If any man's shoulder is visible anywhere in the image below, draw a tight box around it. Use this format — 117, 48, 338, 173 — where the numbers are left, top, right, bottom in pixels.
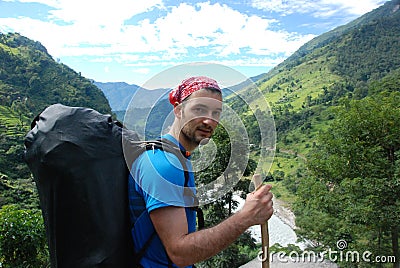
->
139, 147, 182, 167
136, 148, 186, 181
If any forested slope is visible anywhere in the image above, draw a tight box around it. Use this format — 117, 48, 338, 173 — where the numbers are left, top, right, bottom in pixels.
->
0, 32, 112, 207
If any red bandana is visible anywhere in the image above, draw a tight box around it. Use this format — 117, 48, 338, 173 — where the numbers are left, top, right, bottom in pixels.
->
169, 76, 221, 105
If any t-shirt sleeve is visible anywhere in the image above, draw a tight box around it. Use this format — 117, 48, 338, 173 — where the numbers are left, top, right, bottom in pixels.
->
133, 149, 188, 213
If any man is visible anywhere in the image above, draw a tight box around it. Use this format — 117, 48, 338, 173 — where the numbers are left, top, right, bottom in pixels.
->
128, 76, 273, 267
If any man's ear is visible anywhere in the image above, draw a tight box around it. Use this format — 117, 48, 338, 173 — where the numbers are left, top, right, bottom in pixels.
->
173, 102, 183, 119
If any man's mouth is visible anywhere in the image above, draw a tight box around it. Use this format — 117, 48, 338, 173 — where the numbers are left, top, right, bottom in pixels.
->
197, 128, 212, 136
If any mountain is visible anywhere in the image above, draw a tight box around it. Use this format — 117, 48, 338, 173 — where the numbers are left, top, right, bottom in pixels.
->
220, 73, 266, 98
93, 82, 141, 111
94, 81, 170, 111
250, 0, 400, 133
0, 32, 112, 207
95, 72, 265, 113
0, 0, 399, 219
0, 1, 399, 264
263, 0, 400, 83
233, 0, 400, 217
0, 33, 111, 116
227, 0, 400, 196
229, 2, 400, 263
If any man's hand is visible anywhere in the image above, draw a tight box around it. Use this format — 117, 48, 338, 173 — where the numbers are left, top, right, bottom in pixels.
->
238, 184, 273, 226
150, 184, 273, 266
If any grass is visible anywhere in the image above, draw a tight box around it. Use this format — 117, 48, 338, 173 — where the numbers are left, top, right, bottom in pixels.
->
252, 54, 344, 114
268, 180, 297, 205
243, 59, 342, 211
0, 43, 19, 55
0, 105, 30, 137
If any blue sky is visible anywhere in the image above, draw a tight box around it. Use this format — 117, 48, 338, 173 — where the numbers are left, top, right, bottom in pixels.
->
0, 0, 390, 87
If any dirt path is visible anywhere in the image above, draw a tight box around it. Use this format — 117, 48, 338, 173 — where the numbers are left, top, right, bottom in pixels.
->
279, 148, 307, 161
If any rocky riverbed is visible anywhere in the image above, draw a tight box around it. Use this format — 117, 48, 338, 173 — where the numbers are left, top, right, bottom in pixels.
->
235, 195, 339, 268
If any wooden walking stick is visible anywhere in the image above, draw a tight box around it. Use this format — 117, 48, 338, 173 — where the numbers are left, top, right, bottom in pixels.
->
252, 174, 270, 268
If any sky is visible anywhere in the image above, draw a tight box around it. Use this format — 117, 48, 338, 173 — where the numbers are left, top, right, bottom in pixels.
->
0, 0, 390, 87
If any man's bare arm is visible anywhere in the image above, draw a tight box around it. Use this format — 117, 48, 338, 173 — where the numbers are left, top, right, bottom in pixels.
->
150, 185, 273, 267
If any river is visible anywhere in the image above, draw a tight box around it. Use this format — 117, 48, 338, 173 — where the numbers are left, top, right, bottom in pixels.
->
235, 195, 339, 267
248, 215, 299, 247
233, 195, 305, 248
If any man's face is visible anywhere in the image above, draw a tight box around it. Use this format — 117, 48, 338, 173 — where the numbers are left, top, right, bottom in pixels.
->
178, 89, 223, 148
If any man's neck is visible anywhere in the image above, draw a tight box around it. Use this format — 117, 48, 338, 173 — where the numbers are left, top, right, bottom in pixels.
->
168, 127, 197, 153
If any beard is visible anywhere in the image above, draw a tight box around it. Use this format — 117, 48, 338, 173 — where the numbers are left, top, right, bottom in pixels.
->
180, 121, 213, 147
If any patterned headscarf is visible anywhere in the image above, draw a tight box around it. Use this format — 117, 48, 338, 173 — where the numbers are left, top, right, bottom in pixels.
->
169, 76, 221, 106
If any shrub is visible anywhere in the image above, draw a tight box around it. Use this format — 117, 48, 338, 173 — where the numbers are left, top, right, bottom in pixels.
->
0, 205, 49, 267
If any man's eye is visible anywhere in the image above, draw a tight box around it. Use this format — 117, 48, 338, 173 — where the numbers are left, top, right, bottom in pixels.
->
212, 111, 221, 118
193, 107, 207, 114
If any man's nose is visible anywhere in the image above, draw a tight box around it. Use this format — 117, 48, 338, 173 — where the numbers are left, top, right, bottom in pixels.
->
202, 116, 219, 127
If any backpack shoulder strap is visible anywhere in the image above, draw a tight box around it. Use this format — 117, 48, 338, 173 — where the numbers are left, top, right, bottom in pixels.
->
158, 138, 191, 188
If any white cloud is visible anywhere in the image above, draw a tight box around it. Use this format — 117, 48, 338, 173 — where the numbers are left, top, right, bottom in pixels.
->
216, 57, 287, 68
48, 0, 164, 31
251, 0, 389, 17
147, 2, 314, 58
250, 0, 317, 15
319, 0, 388, 16
133, 68, 151, 74
2, 0, 59, 5
91, 57, 113, 63
0, 17, 67, 54
0, 1, 316, 69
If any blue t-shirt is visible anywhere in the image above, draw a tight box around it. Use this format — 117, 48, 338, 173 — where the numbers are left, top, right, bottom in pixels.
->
128, 134, 197, 268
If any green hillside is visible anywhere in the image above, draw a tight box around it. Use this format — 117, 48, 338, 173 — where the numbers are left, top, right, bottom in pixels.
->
236, 1, 400, 265
0, 33, 111, 116
242, 0, 400, 189
0, 32, 112, 207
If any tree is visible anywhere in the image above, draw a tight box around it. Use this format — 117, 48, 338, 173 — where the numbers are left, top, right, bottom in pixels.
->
10, 97, 30, 129
194, 125, 258, 267
296, 92, 400, 267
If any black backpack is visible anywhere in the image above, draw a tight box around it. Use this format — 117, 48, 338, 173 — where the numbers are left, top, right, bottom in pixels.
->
24, 103, 200, 268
